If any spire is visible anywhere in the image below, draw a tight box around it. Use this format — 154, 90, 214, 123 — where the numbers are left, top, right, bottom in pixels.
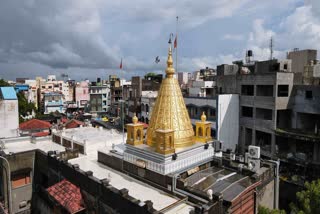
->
201, 112, 207, 122
165, 43, 175, 78
146, 40, 195, 149
132, 113, 138, 124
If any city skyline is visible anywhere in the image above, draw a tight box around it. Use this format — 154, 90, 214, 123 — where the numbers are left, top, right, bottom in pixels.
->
0, 0, 320, 81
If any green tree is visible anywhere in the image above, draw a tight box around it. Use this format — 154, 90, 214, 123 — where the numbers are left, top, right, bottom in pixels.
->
258, 205, 286, 214
0, 79, 11, 86
290, 179, 320, 214
0, 79, 37, 122
17, 92, 36, 122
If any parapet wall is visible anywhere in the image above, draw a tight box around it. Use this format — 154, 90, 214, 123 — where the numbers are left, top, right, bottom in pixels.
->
32, 150, 161, 214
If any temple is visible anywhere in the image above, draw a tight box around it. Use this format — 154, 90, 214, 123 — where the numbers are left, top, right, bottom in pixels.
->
123, 41, 217, 175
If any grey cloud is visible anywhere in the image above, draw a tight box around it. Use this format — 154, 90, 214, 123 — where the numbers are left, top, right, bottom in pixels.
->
0, 0, 119, 71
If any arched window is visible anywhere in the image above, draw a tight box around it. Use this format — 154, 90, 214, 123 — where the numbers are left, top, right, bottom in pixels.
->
137, 129, 142, 140
141, 104, 145, 111
146, 118, 149, 124
198, 127, 203, 137
146, 104, 149, 113
206, 127, 211, 137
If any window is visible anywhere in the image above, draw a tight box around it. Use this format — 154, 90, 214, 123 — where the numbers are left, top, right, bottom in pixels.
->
11, 169, 31, 188
284, 64, 288, 70
256, 85, 273, 97
256, 108, 273, 120
277, 85, 289, 97
242, 106, 253, 118
305, 90, 313, 99
241, 85, 254, 96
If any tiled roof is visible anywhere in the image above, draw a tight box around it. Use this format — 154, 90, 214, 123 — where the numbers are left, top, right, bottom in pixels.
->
65, 119, 84, 129
19, 119, 51, 130
0, 87, 17, 100
47, 179, 85, 214
61, 118, 69, 123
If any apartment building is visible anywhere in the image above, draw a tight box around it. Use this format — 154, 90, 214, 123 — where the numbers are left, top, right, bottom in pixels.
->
89, 84, 110, 117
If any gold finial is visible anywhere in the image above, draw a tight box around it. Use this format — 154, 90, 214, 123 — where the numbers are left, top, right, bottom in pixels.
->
201, 112, 207, 122
165, 44, 175, 78
132, 113, 138, 124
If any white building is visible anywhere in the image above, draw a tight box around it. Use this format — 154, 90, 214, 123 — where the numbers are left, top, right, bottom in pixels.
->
184, 94, 239, 152
0, 87, 19, 138
89, 84, 110, 117
140, 91, 158, 124
188, 80, 215, 97
177, 72, 191, 86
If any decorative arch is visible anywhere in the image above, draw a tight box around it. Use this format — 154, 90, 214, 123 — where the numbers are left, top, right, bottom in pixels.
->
198, 127, 203, 137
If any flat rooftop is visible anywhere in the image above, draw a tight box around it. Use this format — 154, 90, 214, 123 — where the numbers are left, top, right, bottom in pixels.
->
1, 127, 194, 213
1, 136, 65, 155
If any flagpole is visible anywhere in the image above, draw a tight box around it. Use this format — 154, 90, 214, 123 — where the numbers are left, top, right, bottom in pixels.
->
176, 16, 178, 73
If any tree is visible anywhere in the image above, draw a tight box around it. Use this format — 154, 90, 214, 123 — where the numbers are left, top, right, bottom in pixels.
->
0, 79, 37, 122
258, 205, 286, 214
17, 92, 36, 122
290, 179, 320, 214
0, 79, 11, 87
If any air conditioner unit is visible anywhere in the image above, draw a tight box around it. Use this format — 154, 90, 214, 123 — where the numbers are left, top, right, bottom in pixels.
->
239, 155, 244, 163
248, 146, 260, 159
248, 158, 260, 172
230, 153, 235, 161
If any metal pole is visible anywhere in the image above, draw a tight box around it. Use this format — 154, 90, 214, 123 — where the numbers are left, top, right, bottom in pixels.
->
122, 100, 124, 144
176, 16, 178, 73
122, 84, 125, 144
266, 159, 280, 209
0, 156, 12, 214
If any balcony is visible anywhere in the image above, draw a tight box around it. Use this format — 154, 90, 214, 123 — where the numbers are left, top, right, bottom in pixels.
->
275, 128, 320, 143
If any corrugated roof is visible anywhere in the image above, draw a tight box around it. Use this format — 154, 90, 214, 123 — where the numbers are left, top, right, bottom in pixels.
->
0, 87, 17, 100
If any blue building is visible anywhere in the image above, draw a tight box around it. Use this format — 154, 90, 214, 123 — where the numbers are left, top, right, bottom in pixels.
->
43, 92, 64, 114
14, 84, 29, 93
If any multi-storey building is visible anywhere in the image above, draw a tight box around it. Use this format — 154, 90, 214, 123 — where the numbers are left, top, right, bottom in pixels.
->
217, 58, 293, 156
43, 92, 64, 114
75, 81, 90, 110
89, 84, 110, 117
0, 87, 19, 138
140, 91, 157, 124
127, 75, 162, 122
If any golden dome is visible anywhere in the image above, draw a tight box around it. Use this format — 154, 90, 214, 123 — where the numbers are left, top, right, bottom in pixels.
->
146, 43, 195, 148
201, 112, 207, 122
132, 113, 138, 124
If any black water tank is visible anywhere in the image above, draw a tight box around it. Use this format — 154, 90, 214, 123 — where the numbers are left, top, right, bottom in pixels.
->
247, 50, 253, 57
97, 78, 101, 83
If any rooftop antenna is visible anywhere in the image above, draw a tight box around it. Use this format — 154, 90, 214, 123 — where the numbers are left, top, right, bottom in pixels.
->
270, 37, 273, 60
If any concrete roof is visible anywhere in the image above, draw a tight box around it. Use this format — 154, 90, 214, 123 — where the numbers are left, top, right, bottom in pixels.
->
1, 136, 65, 155
2, 127, 193, 213
55, 127, 192, 212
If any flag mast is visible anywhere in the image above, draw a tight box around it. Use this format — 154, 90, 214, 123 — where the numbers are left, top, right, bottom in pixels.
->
175, 16, 178, 73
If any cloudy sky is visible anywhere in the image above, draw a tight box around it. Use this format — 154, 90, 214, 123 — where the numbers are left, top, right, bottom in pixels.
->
0, 0, 320, 81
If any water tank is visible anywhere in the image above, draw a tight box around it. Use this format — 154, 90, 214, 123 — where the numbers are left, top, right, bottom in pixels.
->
247, 50, 253, 57
97, 78, 101, 83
